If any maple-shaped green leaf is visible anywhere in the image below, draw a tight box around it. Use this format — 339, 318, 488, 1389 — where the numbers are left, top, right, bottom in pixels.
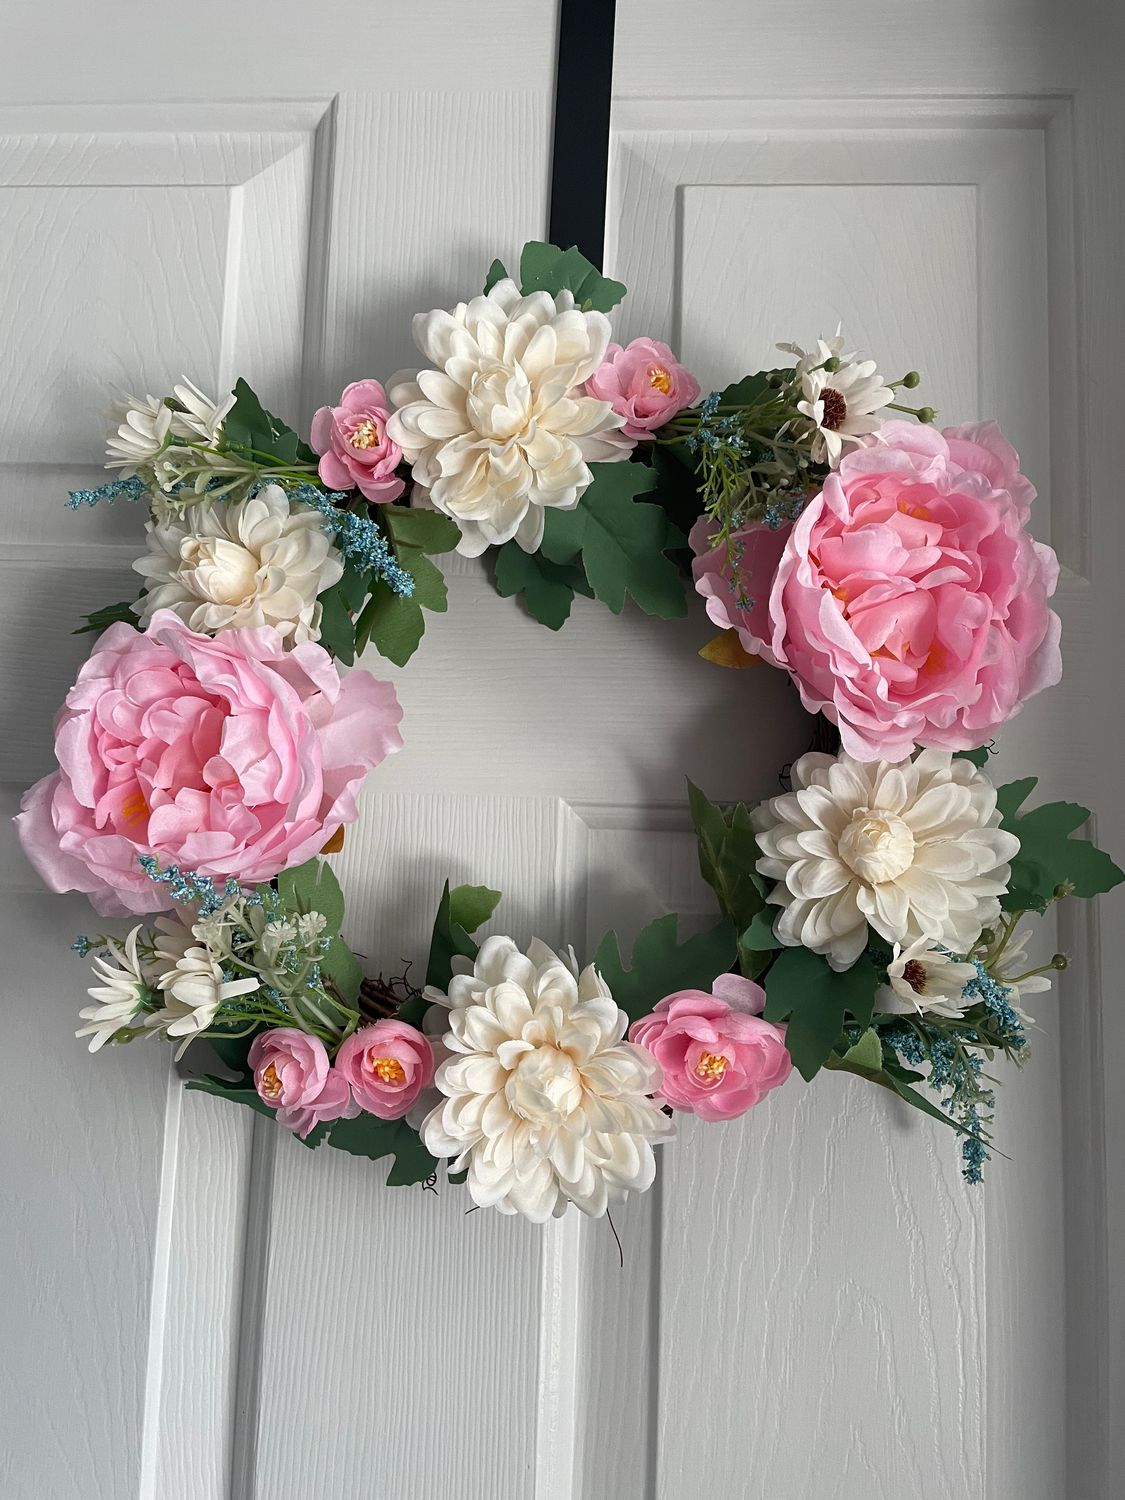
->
594, 913, 736, 1024
540, 463, 687, 618
355, 506, 461, 667
762, 947, 879, 1082
997, 777, 1124, 912
223, 377, 316, 466
328, 1113, 437, 1185
315, 558, 373, 666
518, 241, 626, 312
493, 542, 593, 630
483, 257, 509, 293
425, 880, 502, 991
687, 781, 772, 977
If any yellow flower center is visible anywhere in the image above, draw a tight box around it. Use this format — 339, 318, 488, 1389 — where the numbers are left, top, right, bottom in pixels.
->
350, 417, 380, 450
120, 788, 149, 825
261, 1062, 283, 1100
695, 1051, 728, 1081
648, 366, 673, 395
372, 1056, 406, 1086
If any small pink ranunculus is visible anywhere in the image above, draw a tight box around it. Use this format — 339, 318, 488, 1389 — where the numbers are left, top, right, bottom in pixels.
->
690, 514, 792, 657
310, 379, 406, 503
767, 420, 1062, 761
583, 338, 701, 439
16, 609, 403, 917
629, 974, 792, 1122
335, 1019, 435, 1119
249, 1029, 357, 1139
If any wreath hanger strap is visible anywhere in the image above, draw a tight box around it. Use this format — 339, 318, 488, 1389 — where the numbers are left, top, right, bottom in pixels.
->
548, 0, 618, 268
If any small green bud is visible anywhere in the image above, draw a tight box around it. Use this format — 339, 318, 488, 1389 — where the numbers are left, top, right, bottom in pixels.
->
1051, 953, 1069, 971
767, 371, 784, 388
977, 927, 996, 950
902, 370, 921, 389
823, 356, 842, 373
1053, 880, 1075, 900
917, 406, 936, 424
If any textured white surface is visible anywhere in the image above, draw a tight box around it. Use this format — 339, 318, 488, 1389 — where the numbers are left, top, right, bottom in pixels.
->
1, 2, 1123, 1497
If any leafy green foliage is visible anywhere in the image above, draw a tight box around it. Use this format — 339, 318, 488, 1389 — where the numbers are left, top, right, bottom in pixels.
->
316, 558, 372, 667
762, 947, 879, 1081
483, 257, 508, 293
997, 777, 1124, 912
837, 1027, 883, 1073
686, 781, 774, 977
493, 543, 593, 630
328, 1112, 438, 1185
74, 599, 140, 635
425, 881, 502, 991
277, 857, 345, 938
355, 505, 461, 666
518, 241, 626, 313
954, 745, 992, 769
540, 462, 687, 618
223, 377, 316, 466
593, 913, 736, 1024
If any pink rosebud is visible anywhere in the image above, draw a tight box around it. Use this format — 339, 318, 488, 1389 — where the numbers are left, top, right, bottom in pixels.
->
310, 379, 405, 503
766, 420, 1062, 761
335, 1019, 435, 1119
629, 974, 792, 1122
15, 610, 403, 917
249, 1029, 357, 1139
583, 338, 700, 439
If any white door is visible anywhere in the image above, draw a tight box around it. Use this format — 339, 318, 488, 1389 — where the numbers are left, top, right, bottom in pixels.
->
2, 3, 1121, 1498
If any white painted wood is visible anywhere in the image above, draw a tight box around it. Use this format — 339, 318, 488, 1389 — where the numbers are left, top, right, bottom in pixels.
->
2, 4, 1121, 1499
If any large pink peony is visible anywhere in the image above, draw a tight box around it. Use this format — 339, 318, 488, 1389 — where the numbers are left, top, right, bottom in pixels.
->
16, 609, 403, 917
765, 421, 1061, 760
629, 973, 792, 1122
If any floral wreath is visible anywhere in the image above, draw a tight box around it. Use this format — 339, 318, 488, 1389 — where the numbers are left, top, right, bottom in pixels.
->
21, 242, 1122, 1223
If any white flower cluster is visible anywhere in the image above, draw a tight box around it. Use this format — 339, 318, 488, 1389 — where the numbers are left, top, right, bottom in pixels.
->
106, 378, 233, 481
77, 898, 335, 1059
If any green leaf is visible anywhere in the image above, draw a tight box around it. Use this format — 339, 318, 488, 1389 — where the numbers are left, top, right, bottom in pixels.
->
518, 241, 627, 312
740, 907, 782, 956
483, 257, 509, 294
493, 542, 593, 630
715, 372, 776, 411
316, 583, 357, 665
425, 880, 502, 990
327, 1112, 437, 1185
277, 858, 346, 940
762, 947, 879, 1082
540, 462, 687, 618
322, 934, 363, 1006
355, 505, 460, 666
74, 599, 140, 635
593, 913, 737, 1024
687, 781, 771, 976
223, 377, 316, 466
838, 1027, 883, 1074
954, 746, 992, 769
998, 779, 1125, 911
186, 1077, 328, 1148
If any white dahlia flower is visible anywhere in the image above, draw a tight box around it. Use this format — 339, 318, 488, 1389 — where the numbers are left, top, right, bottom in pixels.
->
76, 926, 150, 1052
386, 278, 631, 557
876, 937, 979, 1020
421, 936, 674, 1221
132, 483, 343, 644
752, 749, 1020, 971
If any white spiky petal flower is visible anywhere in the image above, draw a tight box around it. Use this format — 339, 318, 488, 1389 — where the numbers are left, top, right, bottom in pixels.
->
146, 913, 259, 1058
422, 936, 674, 1221
132, 483, 344, 644
386, 278, 631, 557
76, 926, 150, 1051
752, 749, 1020, 972
105, 376, 233, 474
876, 937, 980, 1020
779, 331, 894, 466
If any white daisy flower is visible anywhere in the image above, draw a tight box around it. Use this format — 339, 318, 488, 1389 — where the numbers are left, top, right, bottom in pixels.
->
988, 927, 1054, 1024
76, 926, 151, 1052
779, 330, 894, 466
105, 391, 173, 474
876, 938, 979, 1020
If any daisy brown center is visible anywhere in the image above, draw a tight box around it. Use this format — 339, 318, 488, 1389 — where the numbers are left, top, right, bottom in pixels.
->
695, 1050, 728, 1081
902, 959, 928, 994
648, 366, 672, 395
372, 1056, 406, 1086
820, 387, 848, 431
261, 1063, 283, 1100
350, 417, 380, 450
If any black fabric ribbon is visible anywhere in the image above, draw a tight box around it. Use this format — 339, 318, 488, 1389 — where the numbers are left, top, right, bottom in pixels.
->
548, 0, 618, 271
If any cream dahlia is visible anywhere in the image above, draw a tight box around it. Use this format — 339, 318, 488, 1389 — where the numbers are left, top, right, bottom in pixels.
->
386, 278, 631, 557
421, 936, 674, 1221
752, 749, 1020, 971
132, 484, 343, 644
